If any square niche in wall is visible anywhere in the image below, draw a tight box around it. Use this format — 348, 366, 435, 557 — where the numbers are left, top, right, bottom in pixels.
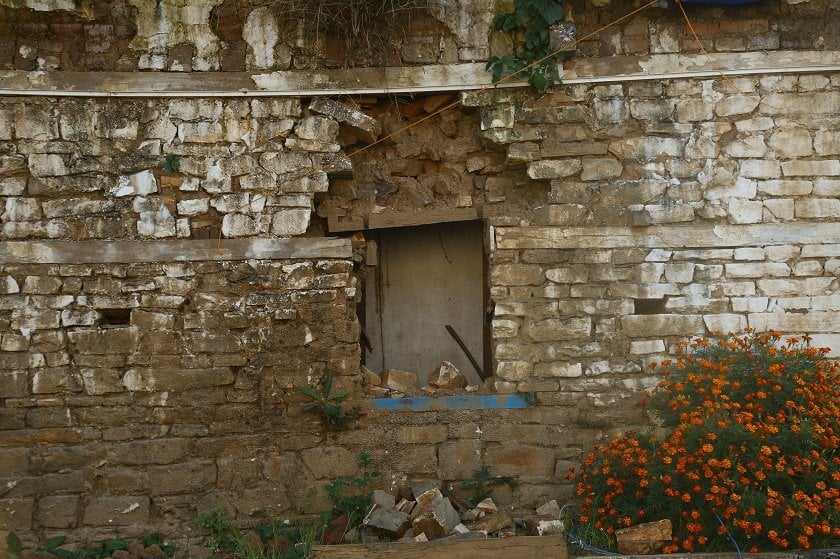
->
362, 220, 487, 387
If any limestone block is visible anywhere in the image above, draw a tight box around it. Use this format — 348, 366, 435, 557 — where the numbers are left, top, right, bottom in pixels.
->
492, 319, 519, 339
705, 177, 756, 201
782, 159, 840, 177
294, 116, 339, 143
79, 368, 125, 395
527, 159, 581, 180
639, 262, 665, 283
31, 367, 81, 394
28, 153, 69, 177
301, 446, 358, 479
621, 314, 704, 337
485, 444, 554, 478
266, 208, 309, 237
412, 496, 460, 539
210, 193, 250, 214
2, 197, 41, 222
761, 92, 839, 116
815, 130, 840, 155
243, 7, 279, 69
795, 198, 840, 218
716, 94, 760, 117
438, 440, 481, 480
176, 198, 209, 216
533, 361, 582, 378
0, 176, 26, 196
675, 98, 713, 122
726, 262, 790, 278
0, 155, 26, 176
733, 247, 764, 261
112, 170, 158, 197
495, 360, 531, 381
740, 159, 780, 179
684, 132, 718, 159
628, 99, 675, 121
523, 317, 591, 342
704, 313, 747, 333
725, 135, 768, 158
137, 206, 176, 238
427, 361, 467, 389
178, 121, 224, 143
309, 98, 381, 143
123, 367, 233, 392
202, 160, 233, 193
664, 262, 695, 283
633, 205, 694, 225
15, 107, 57, 140
580, 157, 622, 181
608, 137, 683, 160
0, 370, 27, 398
814, 179, 840, 196
259, 151, 313, 176
83, 495, 150, 526
545, 265, 589, 284
381, 368, 417, 392
732, 297, 770, 313
593, 97, 626, 127
735, 116, 774, 132
491, 264, 543, 286
364, 506, 410, 538
757, 277, 833, 297
757, 179, 812, 196
728, 199, 763, 224
629, 340, 665, 354
0, 498, 35, 532
792, 261, 823, 277
763, 199, 795, 221
768, 126, 813, 158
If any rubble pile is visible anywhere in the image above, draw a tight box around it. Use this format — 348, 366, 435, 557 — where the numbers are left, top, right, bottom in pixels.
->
363, 361, 486, 397
333, 483, 566, 545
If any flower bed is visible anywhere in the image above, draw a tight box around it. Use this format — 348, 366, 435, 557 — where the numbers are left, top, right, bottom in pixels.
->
569, 331, 840, 553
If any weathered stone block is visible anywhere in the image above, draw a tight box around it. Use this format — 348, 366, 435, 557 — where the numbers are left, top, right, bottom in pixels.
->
495, 360, 531, 381
491, 264, 544, 286
123, 368, 234, 392
0, 498, 35, 531
527, 159, 581, 180
523, 317, 591, 342
438, 440, 481, 480
83, 495, 150, 526
716, 94, 759, 117
534, 361, 582, 378
782, 160, 840, 177
37, 495, 80, 529
309, 98, 380, 143
579, 157, 622, 181
795, 198, 840, 218
485, 444, 554, 478
149, 460, 216, 495
728, 199, 763, 224
621, 314, 705, 337
768, 126, 813, 158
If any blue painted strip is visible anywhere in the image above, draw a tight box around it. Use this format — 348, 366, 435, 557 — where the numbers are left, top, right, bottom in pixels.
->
370, 394, 530, 411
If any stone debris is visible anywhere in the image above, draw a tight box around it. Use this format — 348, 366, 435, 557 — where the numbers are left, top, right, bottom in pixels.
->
468, 511, 513, 535
615, 519, 673, 555
427, 361, 468, 389
381, 368, 418, 392
535, 499, 561, 518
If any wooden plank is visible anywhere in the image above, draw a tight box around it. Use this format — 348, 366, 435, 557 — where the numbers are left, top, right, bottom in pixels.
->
494, 223, 840, 250
366, 207, 480, 230
1, 51, 834, 97
0, 238, 352, 264
310, 535, 568, 559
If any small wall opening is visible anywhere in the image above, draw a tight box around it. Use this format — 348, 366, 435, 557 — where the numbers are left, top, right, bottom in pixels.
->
633, 298, 667, 315
99, 308, 132, 327
362, 220, 486, 388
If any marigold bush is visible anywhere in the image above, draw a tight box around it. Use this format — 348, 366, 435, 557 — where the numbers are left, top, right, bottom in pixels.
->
569, 331, 840, 553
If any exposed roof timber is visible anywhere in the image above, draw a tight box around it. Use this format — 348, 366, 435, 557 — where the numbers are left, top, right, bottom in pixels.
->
0, 51, 836, 97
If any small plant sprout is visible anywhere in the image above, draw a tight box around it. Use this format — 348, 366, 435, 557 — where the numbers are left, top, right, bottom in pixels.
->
299, 375, 361, 431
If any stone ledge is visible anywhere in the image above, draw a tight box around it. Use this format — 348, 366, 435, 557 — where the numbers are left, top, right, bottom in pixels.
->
370, 394, 531, 412
494, 223, 840, 250
0, 238, 352, 264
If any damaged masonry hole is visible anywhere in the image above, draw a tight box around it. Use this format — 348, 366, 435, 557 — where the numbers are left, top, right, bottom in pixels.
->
99, 308, 131, 328
633, 298, 667, 315
362, 221, 488, 394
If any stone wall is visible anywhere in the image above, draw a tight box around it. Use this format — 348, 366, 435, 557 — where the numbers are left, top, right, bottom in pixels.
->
0, 0, 834, 72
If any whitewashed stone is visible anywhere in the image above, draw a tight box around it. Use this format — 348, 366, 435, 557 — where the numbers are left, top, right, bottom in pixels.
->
178, 121, 224, 143
765, 245, 800, 261
734, 248, 765, 260
757, 277, 833, 297
726, 263, 790, 278
716, 94, 760, 117
795, 198, 840, 218
732, 297, 770, 313
0, 275, 20, 294
176, 198, 209, 216
210, 193, 250, 214
763, 199, 795, 221
294, 116, 339, 142
645, 249, 672, 262
705, 177, 756, 201
629, 340, 665, 355
768, 126, 813, 158
271, 208, 310, 237
137, 206, 176, 238
814, 179, 840, 196
704, 314, 747, 333
608, 137, 683, 160
782, 160, 840, 177
757, 180, 812, 196
203, 160, 232, 193
728, 199, 763, 224
664, 262, 695, 283
221, 213, 258, 237
534, 361, 582, 378
735, 117, 774, 132
0, 176, 26, 196
815, 130, 840, 155
176, 218, 190, 238
740, 159, 780, 179
112, 170, 158, 197
243, 6, 279, 69
725, 135, 768, 158
792, 261, 823, 276
722, 281, 756, 296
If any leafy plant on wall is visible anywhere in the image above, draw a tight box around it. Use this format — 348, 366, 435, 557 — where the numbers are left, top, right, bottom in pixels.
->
486, 0, 567, 92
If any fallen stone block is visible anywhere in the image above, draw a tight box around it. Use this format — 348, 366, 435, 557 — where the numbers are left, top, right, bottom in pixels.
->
363, 505, 410, 539
427, 361, 467, 389
615, 519, 672, 555
468, 511, 513, 535
411, 496, 461, 540
381, 368, 417, 392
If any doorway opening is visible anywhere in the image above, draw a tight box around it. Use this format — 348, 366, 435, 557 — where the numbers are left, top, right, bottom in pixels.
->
362, 220, 487, 387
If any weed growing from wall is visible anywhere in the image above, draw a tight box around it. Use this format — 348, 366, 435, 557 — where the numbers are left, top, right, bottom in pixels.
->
486, 0, 566, 92
300, 376, 361, 431
569, 331, 840, 552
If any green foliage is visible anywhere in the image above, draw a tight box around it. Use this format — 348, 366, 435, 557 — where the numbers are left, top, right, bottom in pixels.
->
6, 532, 22, 559
195, 508, 242, 552
323, 451, 381, 525
460, 464, 517, 503
300, 376, 361, 431
162, 153, 180, 174
571, 331, 840, 553
486, 0, 566, 92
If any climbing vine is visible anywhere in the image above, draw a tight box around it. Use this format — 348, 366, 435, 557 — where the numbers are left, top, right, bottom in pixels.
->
486, 0, 567, 92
